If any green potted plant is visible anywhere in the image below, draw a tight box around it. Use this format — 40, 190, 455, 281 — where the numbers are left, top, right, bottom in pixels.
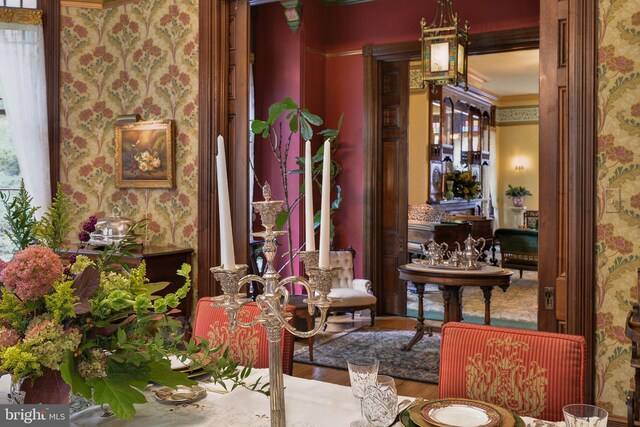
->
251, 98, 343, 276
504, 185, 532, 207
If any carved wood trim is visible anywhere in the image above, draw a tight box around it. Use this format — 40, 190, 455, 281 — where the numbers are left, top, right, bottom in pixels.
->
198, 0, 250, 299
198, 0, 223, 298
363, 28, 541, 314
60, 0, 138, 8
362, 51, 380, 313
228, 0, 250, 286
42, 0, 60, 194
566, 0, 597, 405
539, 0, 596, 404
470, 27, 540, 54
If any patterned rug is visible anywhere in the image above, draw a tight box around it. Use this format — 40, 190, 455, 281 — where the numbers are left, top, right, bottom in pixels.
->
407, 270, 538, 330
293, 327, 441, 384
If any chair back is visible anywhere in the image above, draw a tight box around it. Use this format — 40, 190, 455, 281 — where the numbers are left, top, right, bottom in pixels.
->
329, 249, 355, 289
193, 298, 295, 375
494, 228, 539, 270
439, 322, 585, 421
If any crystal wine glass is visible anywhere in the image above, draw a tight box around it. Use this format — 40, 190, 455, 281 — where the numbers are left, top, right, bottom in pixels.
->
348, 357, 379, 427
363, 375, 398, 427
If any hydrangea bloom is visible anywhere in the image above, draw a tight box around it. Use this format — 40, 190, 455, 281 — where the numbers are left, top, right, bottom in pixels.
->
0, 259, 8, 277
0, 327, 19, 349
24, 316, 81, 371
1, 245, 64, 301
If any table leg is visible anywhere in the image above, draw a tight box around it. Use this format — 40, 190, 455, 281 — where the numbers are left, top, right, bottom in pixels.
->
402, 282, 432, 351
305, 311, 314, 362
440, 286, 463, 323
481, 286, 493, 325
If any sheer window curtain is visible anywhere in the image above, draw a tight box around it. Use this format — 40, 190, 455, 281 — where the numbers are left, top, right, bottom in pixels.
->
0, 19, 51, 216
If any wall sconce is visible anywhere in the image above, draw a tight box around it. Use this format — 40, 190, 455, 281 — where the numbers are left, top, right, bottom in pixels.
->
282, 0, 302, 33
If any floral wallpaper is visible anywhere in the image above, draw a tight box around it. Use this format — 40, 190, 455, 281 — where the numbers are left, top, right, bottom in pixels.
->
59, 0, 199, 250
596, 0, 640, 417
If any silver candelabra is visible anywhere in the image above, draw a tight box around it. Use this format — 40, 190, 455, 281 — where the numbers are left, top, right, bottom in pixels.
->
210, 183, 338, 427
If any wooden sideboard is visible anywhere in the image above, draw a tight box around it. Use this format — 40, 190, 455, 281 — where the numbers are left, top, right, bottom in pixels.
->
58, 245, 194, 317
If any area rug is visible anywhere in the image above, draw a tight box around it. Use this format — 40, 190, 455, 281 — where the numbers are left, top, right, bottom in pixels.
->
294, 327, 441, 384
407, 270, 538, 330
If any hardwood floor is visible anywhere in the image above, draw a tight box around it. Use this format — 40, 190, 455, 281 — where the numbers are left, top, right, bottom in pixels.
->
291, 315, 440, 400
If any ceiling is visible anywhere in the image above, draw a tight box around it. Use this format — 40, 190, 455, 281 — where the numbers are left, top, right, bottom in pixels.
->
467, 49, 539, 98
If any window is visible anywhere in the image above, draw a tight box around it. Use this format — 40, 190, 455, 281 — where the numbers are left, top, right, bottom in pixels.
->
0, 0, 51, 259
0, 97, 23, 260
0, 0, 38, 8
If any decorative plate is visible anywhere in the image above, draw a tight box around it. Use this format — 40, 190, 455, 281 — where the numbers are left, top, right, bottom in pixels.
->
166, 354, 194, 371
420, 399, 501, 427
153, 385, 207, 405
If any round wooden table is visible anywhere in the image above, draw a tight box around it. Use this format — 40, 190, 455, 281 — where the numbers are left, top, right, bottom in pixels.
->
398, 263, 513, 351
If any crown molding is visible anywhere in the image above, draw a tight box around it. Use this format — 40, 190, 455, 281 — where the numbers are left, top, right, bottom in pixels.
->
60, 0, 138, 9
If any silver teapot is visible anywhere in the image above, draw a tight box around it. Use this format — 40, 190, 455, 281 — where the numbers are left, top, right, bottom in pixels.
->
446, 242, 462, 267
421, 241, 448, 266
461, 234, 485, 269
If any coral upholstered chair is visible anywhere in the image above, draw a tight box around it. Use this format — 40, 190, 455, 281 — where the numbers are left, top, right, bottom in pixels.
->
439, 322, 586, 421
193, 298, 295, 375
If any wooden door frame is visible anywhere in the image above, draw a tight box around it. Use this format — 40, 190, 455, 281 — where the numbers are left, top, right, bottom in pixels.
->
198, 0, 250, 300
363, 28, 541, 317
363, 19, 596, 402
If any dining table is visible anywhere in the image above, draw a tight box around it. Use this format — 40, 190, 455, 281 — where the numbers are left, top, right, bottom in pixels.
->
0, 369, 551, 426
0, 370, 388, 426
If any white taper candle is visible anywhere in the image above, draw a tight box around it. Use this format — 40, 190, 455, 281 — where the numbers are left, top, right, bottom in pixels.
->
304, 140, 316, 252
216, 135, 236, 270
318, 139, 331, 269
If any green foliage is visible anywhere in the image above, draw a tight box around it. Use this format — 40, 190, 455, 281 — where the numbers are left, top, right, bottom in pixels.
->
44, 279, 79, 323
0, 288, 31, 332
33, 184, 73, 251
251, 98, 344, 274
0, 197, 260, 419
447, 169, 480, 201
250, 97, 326, 142
0, 180, 38, 250
504, 184, 533, 198
0, 345, 42, 380
87, 375, 149, 419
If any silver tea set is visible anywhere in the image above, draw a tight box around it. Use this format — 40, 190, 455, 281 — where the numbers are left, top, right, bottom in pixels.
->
419, 234, 485, 270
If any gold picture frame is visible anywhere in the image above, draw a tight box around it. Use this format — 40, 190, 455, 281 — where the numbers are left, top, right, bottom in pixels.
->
114, 119, 175, 189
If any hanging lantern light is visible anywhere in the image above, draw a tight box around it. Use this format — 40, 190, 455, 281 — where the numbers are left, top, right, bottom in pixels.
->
420, 0, 470, 91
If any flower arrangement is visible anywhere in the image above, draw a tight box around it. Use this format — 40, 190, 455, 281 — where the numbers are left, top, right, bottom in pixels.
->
446, 168, 480, 201
133, 149, 162, 173
0, 185, 263, 419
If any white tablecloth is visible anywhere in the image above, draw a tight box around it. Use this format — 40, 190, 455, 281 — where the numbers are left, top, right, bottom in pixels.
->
1, 371, 555, 426
69, 369, 371, 427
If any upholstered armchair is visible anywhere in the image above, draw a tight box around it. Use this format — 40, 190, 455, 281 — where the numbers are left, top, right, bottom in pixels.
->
326, 249, 376, 326
439, 322, 586, 421
492, 228, 539, 278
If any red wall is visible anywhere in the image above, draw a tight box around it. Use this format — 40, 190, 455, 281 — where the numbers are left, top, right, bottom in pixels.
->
254, 0, 539, 276
253, 4, 303, 274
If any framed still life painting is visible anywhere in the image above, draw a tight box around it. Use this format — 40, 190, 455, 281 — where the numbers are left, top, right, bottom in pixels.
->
115, 119, 175, 189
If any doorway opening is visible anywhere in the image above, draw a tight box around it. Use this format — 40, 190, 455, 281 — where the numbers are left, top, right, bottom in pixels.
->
406, 49, 540, 330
